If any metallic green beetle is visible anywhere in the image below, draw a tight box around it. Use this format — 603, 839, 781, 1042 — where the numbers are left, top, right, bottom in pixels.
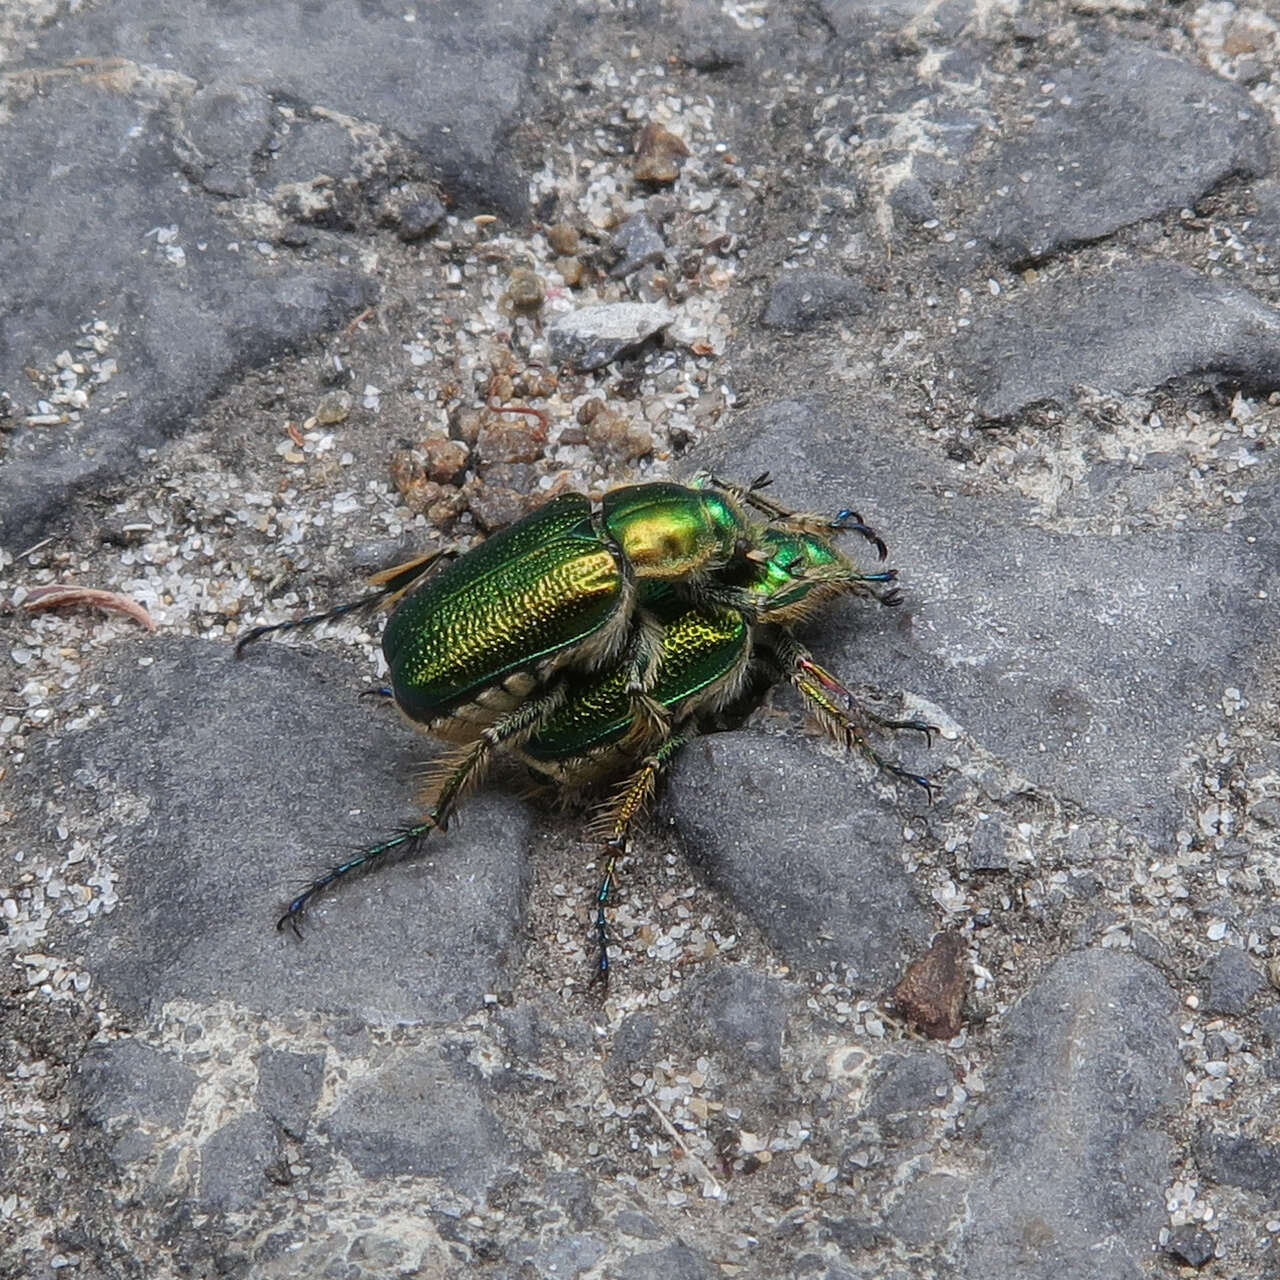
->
237, 475, 926, 972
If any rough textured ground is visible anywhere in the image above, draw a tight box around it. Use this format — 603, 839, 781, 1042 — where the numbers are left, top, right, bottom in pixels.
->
2, 1, 1279, 1277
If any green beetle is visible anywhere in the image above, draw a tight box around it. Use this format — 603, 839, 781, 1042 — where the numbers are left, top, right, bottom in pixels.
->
237, 476, 924, 970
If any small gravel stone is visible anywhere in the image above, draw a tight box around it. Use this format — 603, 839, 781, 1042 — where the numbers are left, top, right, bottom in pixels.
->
421, 435, 471, 483
609, 214, 666, 278
547, 302, 675, 371
892, 931, 967, 1040
1166, 1224, 1216, 1268
1194, 1125, 1280, 1192
965, 817, 1011, 872
1204, 945, 1265, 1015
632, 122, 689, 185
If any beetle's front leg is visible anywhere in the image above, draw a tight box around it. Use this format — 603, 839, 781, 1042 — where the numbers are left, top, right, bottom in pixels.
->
618, 609, 671, 742
588, 732, 692, 981
770, 635, 936, 795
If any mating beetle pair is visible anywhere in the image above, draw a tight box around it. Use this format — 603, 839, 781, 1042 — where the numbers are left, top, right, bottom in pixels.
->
237, 474, 934, 976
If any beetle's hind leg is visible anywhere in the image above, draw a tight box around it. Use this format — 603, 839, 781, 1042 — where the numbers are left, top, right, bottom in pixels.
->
770, 635, 936, 796
278, 683, 566, 932
235, 547, 455, 656
588, 733, 692, 982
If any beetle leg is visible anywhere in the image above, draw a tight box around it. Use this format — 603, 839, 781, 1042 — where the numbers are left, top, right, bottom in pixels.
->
589, 733, 692, 982
235, 546, 456, 656
277, 683, 566, 933
771, 636, 936, 796
620, 609, 671, 741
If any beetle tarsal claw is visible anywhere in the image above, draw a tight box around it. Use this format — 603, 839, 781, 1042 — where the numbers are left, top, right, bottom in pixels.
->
243, 479, 937, 970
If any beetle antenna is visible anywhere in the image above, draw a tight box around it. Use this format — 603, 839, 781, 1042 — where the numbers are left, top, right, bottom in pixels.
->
236, 547, 454, 656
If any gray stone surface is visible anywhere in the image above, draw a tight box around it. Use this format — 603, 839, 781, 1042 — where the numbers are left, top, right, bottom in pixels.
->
198, 1113, 279, 1213
706, 399, 1276, 846
959, 950, 1180, 1280
322, 1049, 514, 1200
28, 0, 555, 217
0, 74, 377, 552
976, 43, 1271, 265
255, 1047, 325, 1139
678, 966, 793, 1074
762, 271, 871, 332
954, 263, 1280, 420
667, 731, 932, 986
57, 638, 532, 1025
76, 1039, 197, 1129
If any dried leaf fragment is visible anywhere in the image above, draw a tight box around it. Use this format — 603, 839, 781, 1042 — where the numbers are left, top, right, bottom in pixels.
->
22, 584, 156, 632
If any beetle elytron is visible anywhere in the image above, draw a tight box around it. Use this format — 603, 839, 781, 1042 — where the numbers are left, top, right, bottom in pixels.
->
237, 474, 934, 975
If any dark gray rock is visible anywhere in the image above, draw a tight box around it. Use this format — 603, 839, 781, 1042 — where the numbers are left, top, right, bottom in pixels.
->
704, 400, 1277, 846
1204, 946, 1266, 1015
1194, 1125, 1280, 1192
613, 1210, 663, 1239
529, 1233, 607, 1278
198, 1113, 279, 1213
610, 215, 667, 278
256, 1048, 325, 1139
608, 1013, 659, 1078
885, 1172, 965, 1248
762, 271, 872, 332
976, 43, 1271, 265
818, 0, 973, 40
547, 303, 675, 371
1167, 1224, 1216, 1268
955, 263, 1280, 420
174, 80, 274, 197
0, 75, 377, 553
667, 732, 932, 987
28, 0, 556, 217
678, 966, 792, 1074
76, 1039, 197, 1129
673, 1, 755, 70
864, 1049, 952, 1129
964, 816, 1011, 872
322, 1048, 513, 1199
960, 950, 1180, 1280
616, 1242, 714, 1280
50, 638, 532, 1025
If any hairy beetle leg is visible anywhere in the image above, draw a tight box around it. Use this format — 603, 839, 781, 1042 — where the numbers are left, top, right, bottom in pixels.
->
280, 685, 566, 933
590, 733, 692, 980
773, 638, 937, 797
